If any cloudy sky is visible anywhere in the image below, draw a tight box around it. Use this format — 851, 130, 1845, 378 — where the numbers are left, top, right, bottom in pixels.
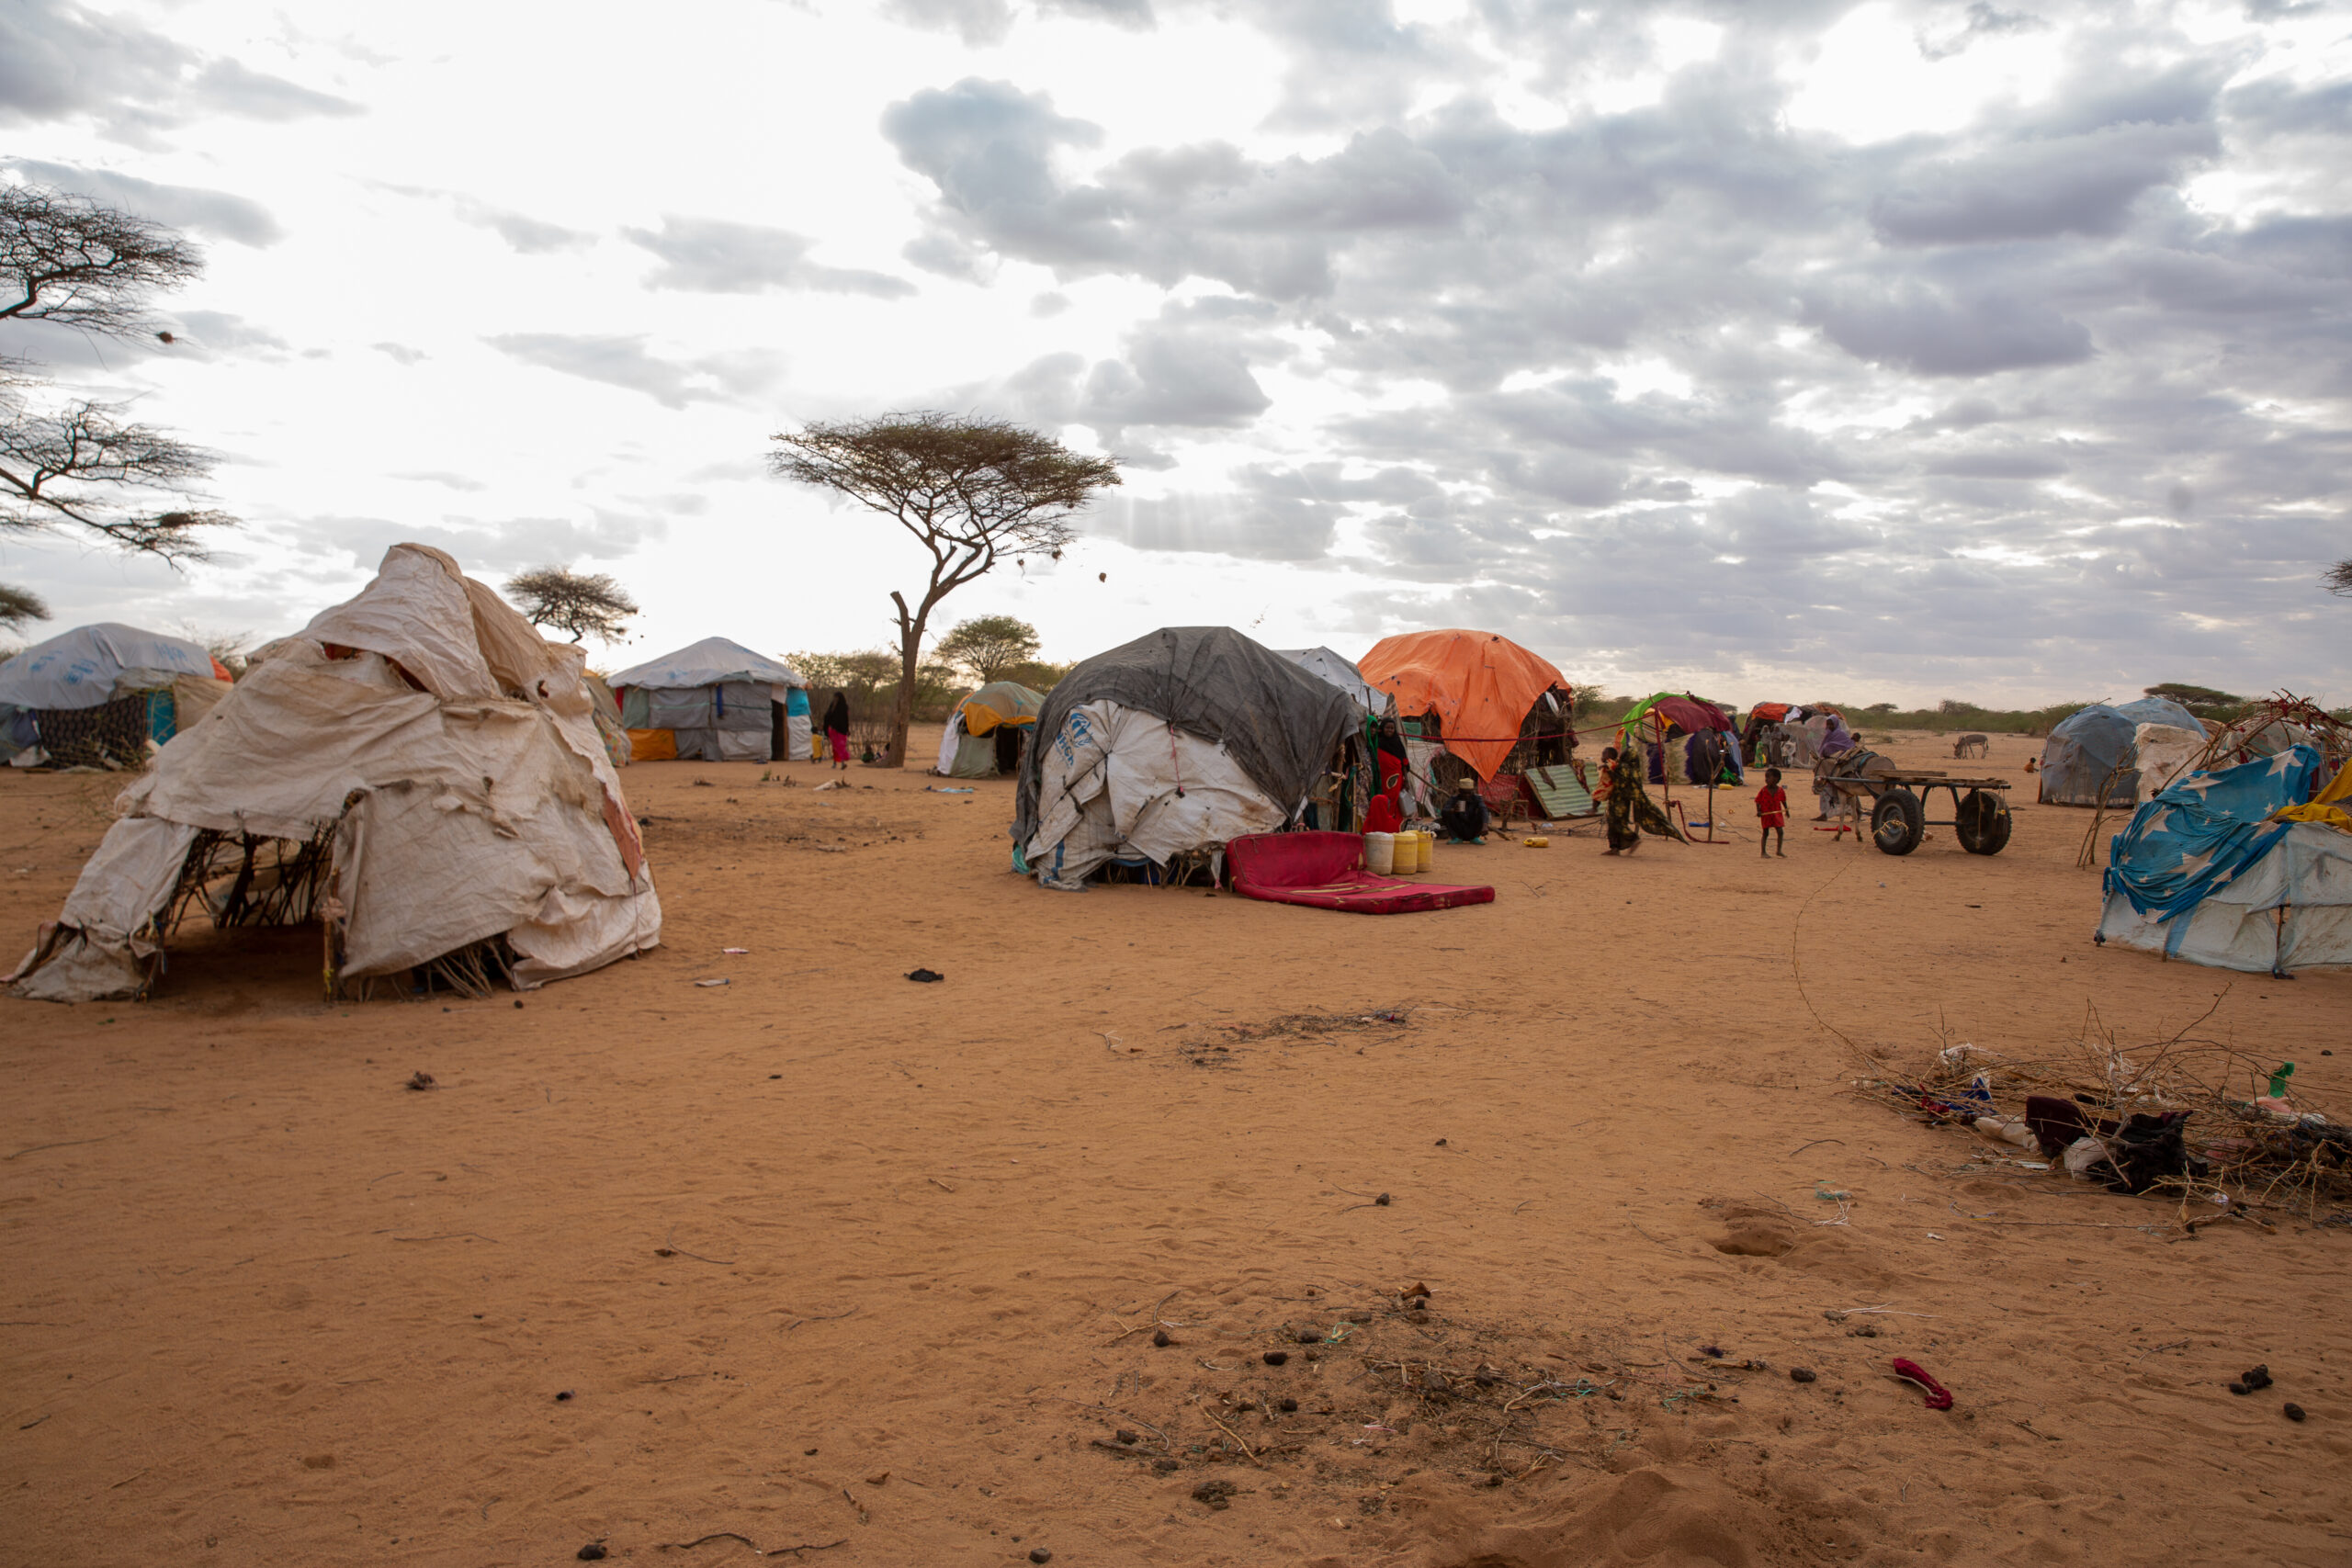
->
3, 0, 2348, 705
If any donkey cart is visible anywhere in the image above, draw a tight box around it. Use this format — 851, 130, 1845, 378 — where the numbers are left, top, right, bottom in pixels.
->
1825, 772, 2014, 857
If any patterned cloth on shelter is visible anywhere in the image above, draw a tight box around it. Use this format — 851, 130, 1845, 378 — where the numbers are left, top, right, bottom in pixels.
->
2103, 745, 2326, 926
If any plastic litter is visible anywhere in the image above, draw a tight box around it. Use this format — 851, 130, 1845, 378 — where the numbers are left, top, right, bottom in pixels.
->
695, 978, 729, 987
1892, 1358, 1954, 1410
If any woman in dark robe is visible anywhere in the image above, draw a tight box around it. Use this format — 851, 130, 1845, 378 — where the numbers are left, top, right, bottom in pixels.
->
1602, 737, 1683, 854
823, 691, 851, 771
1375, 717, 1410, 797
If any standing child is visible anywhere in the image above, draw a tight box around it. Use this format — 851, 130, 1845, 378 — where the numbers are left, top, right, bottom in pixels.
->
1756, 766, 1789, 858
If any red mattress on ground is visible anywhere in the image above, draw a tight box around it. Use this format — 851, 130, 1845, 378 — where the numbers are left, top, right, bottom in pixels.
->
1226, 830, 1496, 914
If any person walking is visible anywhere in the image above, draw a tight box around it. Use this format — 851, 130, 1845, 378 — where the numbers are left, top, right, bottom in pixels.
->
823, 690, 851, 772
1756, 766, 1789, 858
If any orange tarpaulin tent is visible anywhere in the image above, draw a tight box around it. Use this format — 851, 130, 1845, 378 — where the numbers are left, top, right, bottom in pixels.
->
1358, 629, 1569, 781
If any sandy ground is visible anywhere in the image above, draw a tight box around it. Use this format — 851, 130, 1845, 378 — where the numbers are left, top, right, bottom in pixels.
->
4, 727, 2349, 1568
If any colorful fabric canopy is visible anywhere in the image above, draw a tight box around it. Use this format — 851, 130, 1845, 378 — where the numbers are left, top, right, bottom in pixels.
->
957, 681, 1044, 736
1620, 693, 1734, 736
1357, 629, 1567, 781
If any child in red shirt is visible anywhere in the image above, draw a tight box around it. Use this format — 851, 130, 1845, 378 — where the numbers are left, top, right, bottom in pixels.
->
1756, 767, 1789, 858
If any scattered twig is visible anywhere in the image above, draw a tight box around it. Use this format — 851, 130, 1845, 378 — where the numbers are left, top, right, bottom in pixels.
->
1194, 1395, 1262, 1465
1790, 1138, 1845, 1158
390, 1232, 500, 1244
663, 1531, 847, 1557
660, 1227, 737, 1266
786, 1307, 859, 1331
2133, 1339, 2191, 1361
5, 1135, 112, 1161
928, 1178, 956, 1193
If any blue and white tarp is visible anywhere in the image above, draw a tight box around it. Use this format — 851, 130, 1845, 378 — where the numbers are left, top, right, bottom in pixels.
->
2097, 744, 2352, 973
0, 623, 215, 710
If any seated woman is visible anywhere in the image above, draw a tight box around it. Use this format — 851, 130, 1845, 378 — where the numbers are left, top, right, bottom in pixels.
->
1439, 777, 1490, 843
1363, 787, 1405, 835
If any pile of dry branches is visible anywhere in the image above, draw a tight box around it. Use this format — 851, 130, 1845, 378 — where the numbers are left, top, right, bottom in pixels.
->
1852, 996, 2351, 1230
2188, 692, 2352, 773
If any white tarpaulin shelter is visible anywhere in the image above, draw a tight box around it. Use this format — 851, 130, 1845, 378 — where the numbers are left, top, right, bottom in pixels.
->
2098, 823, 2352, 974
1012, 626, 1356, 891
0, 623, 218, 708
1022, 701, 1287, 888
1277, 647, 1395, 718
6, 544, 662, 1001
605, 637, 808, 762
0, 622, 232, 767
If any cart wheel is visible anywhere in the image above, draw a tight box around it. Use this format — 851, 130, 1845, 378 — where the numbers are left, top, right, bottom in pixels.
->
1871, 788, 1925, 855
1956, 789, 2012, 855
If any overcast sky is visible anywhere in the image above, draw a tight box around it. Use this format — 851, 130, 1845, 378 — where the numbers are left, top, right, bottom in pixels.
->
3, 0, 2348, 705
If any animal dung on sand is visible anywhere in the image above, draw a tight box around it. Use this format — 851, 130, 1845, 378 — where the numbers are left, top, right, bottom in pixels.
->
905, 968, 944, 983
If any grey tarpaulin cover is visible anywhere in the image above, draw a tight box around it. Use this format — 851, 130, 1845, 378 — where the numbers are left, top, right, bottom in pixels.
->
1013, 626, 1357, 848
2038, 696, 2203, 807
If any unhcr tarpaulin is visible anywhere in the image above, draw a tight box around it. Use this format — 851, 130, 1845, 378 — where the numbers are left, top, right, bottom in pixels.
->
0, 622, 234, 768
1357, 630, 1567, 781
2094, 745, 2346, 973
1013, 627, 1356, 889
0, 623, 220, 709
7, 545, 662, 1001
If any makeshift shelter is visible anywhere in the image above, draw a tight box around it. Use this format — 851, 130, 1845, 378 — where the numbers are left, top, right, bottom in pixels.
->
1012, 626, 1356, 891
583, 672, 632, 768
2038, 697, 2203, 806
2097, 744, 2352, 975
1358, 630, 1569, 781
0, 623, 232, 769
6, 544, 662, 1002
1278, 647, 1395, 719
605, 638, 808, 762
934, 681, 1045, 778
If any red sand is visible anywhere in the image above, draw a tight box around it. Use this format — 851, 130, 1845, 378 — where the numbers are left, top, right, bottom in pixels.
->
4, 728, 2347, 1567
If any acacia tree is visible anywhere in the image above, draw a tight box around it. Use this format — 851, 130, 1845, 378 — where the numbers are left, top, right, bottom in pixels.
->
1, 185, 232, 566
771, 412, 1118, 766
506, 565, 640, 642
934, 613, 1040, 684
2327, 561, 2352, 597
0, 581, 49, 633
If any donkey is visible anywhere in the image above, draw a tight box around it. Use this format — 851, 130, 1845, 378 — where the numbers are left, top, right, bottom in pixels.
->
1953, 732, 1989, 759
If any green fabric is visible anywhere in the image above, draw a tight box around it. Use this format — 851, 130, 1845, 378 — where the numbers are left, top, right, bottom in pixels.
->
949, 729, 1000, 778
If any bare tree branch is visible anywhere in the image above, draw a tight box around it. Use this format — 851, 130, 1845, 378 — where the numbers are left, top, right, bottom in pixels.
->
505, 566, 640, 643
2324, 560, 2352, 597
0, 185, 204, 339
0, 186, 234, 568
770, 412, 1118, 766
0, 393, 230, 561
